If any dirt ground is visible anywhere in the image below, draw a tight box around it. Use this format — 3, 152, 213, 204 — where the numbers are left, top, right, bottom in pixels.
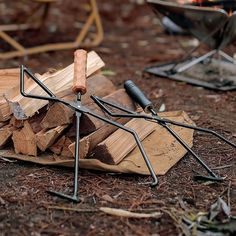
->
0, 1, 236, 235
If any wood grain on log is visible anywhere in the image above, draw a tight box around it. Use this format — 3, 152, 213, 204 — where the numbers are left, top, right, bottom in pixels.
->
36, 125, 68, 151
89, 117, 156, 164
68, 117, 129, 159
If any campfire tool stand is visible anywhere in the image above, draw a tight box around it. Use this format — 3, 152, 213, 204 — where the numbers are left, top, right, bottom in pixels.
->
20, 54, 164, 202
91, 80, 236, 182
145, 0, 236, 91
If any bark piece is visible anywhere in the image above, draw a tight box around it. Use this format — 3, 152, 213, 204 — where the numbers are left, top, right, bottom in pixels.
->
90, 117, 156, 164
36, 125, 67, 151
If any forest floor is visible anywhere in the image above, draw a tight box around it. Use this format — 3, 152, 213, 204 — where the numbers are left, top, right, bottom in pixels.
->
0, 1, 236, 235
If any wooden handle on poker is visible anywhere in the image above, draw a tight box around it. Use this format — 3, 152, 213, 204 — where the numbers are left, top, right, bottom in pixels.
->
72, 49, 87, 95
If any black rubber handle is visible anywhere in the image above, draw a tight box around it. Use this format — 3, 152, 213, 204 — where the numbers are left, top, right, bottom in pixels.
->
124, 80, 153, 113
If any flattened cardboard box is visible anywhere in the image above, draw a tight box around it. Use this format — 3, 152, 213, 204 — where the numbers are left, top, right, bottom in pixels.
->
0, 111, 194, 175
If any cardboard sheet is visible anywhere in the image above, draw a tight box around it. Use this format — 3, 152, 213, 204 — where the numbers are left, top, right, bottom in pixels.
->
0, 111, 194, 175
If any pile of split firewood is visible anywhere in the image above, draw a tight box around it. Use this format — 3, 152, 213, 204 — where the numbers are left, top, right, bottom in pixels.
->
0, 51, 156, 165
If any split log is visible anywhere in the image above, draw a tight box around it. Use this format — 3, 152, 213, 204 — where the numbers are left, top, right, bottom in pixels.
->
7, 51, 105, 119
12, 121, 37, 156
27, 108, 46, 133
36, 125, 68, 151
0, 121, 9, 128
80, 89, 136, 135
0, 68, 38, 121
89, 117, 156, 164
40, 104, 74, 129
61, 137, 74, 158
40, 74, 116, 129
67, 137, 90, 159
49, 136, 66, 155
68, 117, 129, 158
49, 135, 75, 157
0, 124, 15, 148
0, 102, 11, 122
9, 116, 24, 129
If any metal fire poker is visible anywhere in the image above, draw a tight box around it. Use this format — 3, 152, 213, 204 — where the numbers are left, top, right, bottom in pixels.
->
20, 56, 236, 202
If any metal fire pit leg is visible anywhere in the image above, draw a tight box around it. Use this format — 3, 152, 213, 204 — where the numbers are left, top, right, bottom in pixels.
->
146, 0, 236, 91
175, 50, 217, 74
47, 93, 82, 203
0, 0, 103, 60
219, 50, 236, 64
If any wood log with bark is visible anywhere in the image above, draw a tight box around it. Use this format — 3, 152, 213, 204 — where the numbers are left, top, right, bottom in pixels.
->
0, 68, 20, 121
36, 125, 68, 151
10, 108, 47, 156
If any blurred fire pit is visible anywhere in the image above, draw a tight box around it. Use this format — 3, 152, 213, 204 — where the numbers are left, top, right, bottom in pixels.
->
145, 0, 236, 91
